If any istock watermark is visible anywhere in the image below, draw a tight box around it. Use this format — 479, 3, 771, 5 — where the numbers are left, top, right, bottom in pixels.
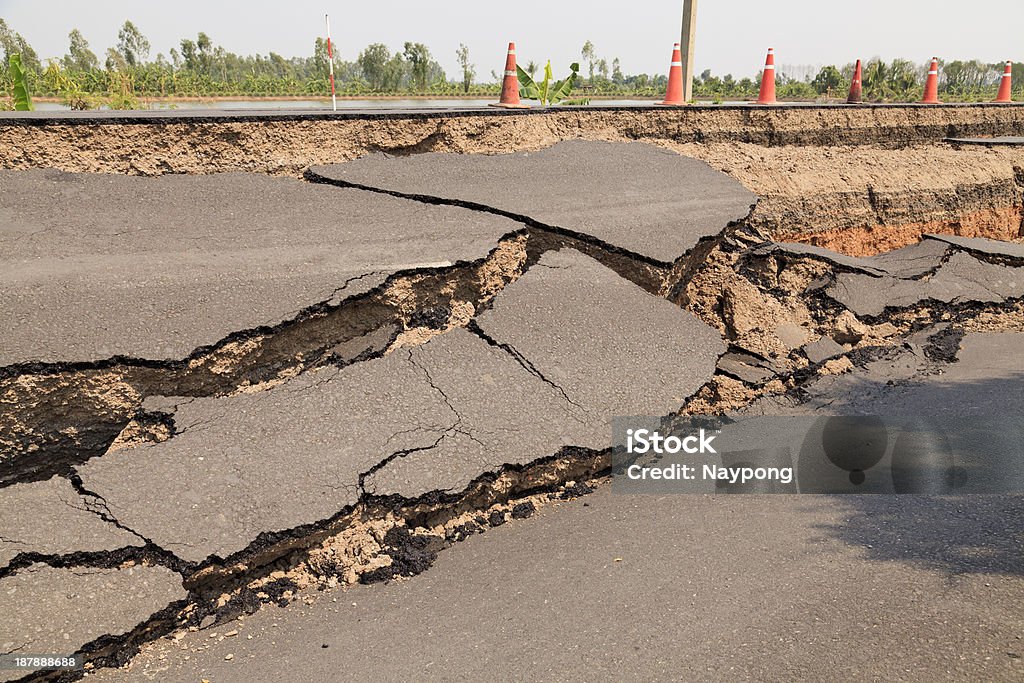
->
623, 426, 793, 487
612, 414, 1024, 495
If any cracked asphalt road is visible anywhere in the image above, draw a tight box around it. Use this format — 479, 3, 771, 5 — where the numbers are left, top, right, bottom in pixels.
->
2, 139, 1023, 681
91, 328, 1024, 683
77, 249, 722, 563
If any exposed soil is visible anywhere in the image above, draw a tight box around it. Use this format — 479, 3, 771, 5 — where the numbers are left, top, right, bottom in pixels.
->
668, 141, 1024, 253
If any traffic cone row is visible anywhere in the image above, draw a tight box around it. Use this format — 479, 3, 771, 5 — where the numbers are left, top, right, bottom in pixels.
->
494, 42, 1018, 108
749, 51, 1016, 105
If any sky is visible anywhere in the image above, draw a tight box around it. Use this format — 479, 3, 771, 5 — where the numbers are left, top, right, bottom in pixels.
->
1, 0, 1022, 80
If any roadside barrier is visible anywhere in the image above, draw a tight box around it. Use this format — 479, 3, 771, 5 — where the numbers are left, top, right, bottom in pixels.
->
995, 61, 1014, 103
921, 57, 941, 104
658, 43, 687, 106
491, 42, 530, 109
847, 59, 863, 104
757, 48, 776, 105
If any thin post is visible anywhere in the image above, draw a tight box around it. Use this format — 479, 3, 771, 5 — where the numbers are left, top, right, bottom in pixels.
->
325, 14, 337, 111
679, 0, 698, 103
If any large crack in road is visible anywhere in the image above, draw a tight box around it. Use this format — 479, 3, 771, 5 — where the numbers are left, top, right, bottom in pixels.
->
2, 139, 1024, 681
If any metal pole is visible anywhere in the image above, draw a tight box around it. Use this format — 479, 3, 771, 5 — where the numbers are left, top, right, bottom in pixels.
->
325, 14, 337, 111
680, 0, 698, 103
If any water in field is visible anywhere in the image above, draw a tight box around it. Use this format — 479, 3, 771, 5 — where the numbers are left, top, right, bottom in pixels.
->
32, 98, 668, 111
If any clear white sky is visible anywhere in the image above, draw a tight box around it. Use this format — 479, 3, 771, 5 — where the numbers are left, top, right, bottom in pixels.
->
1, 0, 1021, 79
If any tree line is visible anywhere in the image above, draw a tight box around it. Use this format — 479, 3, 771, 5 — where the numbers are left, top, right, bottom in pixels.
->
1, 18, 1020, 109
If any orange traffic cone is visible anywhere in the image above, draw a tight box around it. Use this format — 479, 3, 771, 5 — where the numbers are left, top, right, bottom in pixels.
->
491, 42, 529, 109
657, 43, 686, 106
920, 57, 941, 104
995, 61, 1013, 103
847, 59, 863, 104
757, 48, 776, 104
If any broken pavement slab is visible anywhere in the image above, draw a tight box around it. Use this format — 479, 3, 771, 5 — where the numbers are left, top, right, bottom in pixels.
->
0, 476, 143, 571
77, 358, 455, 564
369, 250, 725, 496
754, 235, 1024, 319
0, 563, 184, 682
473, 249, 725, 417
828, 250, 1024, 317
865, 237, 951, 278
362, 328, 590, 498
922, 233, 1024, 261
309, 140, 756, 265
0, 170, 522, 367
747, 241, 890, 276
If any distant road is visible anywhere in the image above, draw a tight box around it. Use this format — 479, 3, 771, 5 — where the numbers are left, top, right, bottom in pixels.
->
2, 101, 1022, 126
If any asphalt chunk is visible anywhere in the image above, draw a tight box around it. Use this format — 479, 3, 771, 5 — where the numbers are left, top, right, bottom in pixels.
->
310, 140, 755, 265
77, 358, 453, 564
475, 249, 725, 418
802, 336, 846, 365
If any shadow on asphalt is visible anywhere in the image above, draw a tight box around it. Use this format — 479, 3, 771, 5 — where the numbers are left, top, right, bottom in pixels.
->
821, 494, 1024, 577
807, 371, 1024, 577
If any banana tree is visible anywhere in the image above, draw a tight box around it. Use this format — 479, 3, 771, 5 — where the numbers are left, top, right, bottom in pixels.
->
517, 60, 579, 106
9, 54, 33, 111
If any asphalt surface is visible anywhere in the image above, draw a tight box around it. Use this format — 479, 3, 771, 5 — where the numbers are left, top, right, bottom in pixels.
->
0, 170, 518, 366
0, 565, 184, 683
93, 489, 1024, 683
3, 138, 1023, 680
0, 476, 141, 571
310, 140, 756, 264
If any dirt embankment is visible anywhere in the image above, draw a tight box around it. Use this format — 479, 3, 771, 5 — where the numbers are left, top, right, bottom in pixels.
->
673, 142, 1024, 254
2, 105, 1023, 254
